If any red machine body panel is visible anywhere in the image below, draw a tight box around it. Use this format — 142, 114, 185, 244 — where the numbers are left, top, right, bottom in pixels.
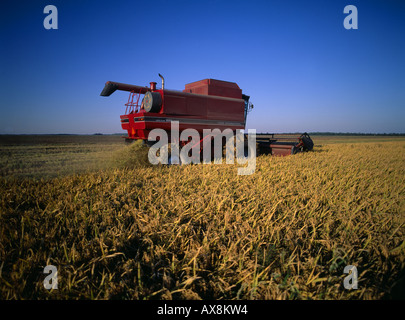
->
183, 79, 242, 99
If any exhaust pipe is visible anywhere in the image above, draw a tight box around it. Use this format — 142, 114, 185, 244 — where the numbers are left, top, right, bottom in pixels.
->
158, 73, 164, 90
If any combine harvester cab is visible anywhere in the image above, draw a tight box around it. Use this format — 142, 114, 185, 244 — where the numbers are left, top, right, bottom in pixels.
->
100, 75, 313, 159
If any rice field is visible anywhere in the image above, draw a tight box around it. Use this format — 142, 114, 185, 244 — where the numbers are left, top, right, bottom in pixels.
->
0, 135, 404, 300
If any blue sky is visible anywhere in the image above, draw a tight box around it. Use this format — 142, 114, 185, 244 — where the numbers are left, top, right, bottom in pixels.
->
1, 0, 404, 134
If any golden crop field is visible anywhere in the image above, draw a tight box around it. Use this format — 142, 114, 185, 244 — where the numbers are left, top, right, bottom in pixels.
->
0, 135, 404, 300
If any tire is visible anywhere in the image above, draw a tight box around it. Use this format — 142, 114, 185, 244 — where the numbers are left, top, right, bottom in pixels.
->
300, 134, 314, 151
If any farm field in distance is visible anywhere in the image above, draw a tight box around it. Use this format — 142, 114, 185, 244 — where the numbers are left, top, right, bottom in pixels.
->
0, 134, 404, 299
0, 135, 124, 180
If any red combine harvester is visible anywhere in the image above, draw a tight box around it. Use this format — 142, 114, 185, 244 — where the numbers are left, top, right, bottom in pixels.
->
100, 75, 313, 158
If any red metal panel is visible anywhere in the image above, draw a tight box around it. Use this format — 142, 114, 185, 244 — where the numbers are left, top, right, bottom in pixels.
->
206, 98, 244, 122
186, 95, 207, 118
270, 144, 294, 156
183, 79, 242, 99
162, 94, 187, 115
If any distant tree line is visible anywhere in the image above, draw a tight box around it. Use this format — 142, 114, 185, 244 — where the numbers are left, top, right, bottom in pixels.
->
257, 132, 405, 136
308, 132, 405, 136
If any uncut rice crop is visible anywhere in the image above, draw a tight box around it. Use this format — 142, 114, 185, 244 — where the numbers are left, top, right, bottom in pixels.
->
0, 139, 404, 299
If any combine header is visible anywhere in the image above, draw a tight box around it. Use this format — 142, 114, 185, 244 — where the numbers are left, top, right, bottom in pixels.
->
100, 75, 313, 158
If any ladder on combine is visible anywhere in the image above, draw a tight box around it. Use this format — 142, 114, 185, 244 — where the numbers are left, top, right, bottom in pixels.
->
124, 90, 143, 114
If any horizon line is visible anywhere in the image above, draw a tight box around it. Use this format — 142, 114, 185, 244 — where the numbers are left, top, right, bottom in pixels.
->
1, 132, 405, 136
